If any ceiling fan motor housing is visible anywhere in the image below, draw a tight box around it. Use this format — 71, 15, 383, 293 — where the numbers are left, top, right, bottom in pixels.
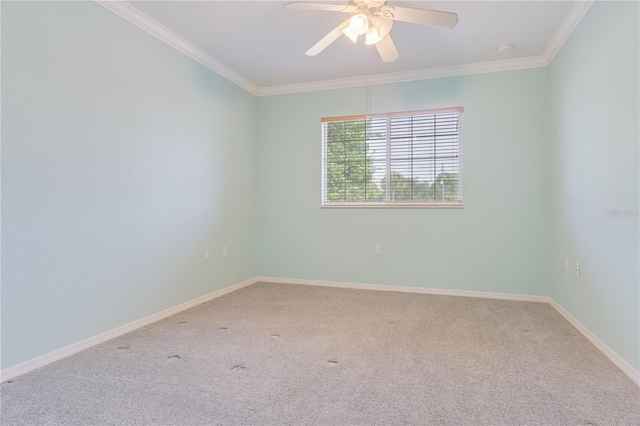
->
353, 0, 395, 20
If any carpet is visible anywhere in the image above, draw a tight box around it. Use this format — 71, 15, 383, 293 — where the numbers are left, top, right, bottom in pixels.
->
1, 282, 638, 425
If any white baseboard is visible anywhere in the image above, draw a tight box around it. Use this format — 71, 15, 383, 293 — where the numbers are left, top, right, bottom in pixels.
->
0, 277, 258, 382
548, 299, 640, 386
256, 276, 550, 303
3, 275, 638, 388
257, 276, 639, 386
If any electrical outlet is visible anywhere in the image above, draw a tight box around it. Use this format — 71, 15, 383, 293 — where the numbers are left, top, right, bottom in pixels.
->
564, 259, 569, 272
223, 246, 228, 257
375, 245, 381, 255
575, 262, 581, 278
204, 249, 209, 261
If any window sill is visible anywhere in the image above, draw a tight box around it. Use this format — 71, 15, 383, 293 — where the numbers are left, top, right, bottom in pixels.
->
321, 202, 463, 209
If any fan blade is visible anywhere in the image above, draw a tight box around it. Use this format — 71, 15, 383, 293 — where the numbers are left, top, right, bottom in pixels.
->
389, 6, 458, 28
375, 34, 399, 63
371, 16, 393, 37
306, 18, 350, 56
284, 2, 351, 13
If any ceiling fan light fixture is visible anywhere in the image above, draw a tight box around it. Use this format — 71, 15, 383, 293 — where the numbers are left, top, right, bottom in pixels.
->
287, 0, 459, 62
341, 26, 359, 43
349, 13, 369, 35
365, 27, 383, 45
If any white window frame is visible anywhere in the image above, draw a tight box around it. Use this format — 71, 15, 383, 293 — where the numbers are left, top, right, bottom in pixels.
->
321, 107, 464, 208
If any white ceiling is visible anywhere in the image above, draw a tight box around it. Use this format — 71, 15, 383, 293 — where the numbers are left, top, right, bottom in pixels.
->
115, 1, 584, 94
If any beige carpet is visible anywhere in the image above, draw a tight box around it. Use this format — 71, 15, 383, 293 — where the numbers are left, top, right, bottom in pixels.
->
1, 282, 638, 425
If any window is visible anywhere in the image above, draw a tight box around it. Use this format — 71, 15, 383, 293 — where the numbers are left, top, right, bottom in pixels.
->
322, 107, 463, 207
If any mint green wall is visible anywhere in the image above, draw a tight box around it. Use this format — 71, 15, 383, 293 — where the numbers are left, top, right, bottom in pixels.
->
1, 2, 257, 369
257, 69, 551, 296
548, 1, 639, 371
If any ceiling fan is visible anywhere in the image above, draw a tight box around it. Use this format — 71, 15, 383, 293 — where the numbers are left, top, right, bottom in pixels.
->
284, 0, 458, 63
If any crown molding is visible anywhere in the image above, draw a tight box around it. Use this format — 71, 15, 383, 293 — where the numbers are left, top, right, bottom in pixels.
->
258, 55, 547, 97
94, 0, 261, 96
95, 0, 593, 98
541, 0, 594, 66
258, 0, 594, 97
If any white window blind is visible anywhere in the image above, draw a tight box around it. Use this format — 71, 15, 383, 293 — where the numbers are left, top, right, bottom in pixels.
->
322, 107, 463, 207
